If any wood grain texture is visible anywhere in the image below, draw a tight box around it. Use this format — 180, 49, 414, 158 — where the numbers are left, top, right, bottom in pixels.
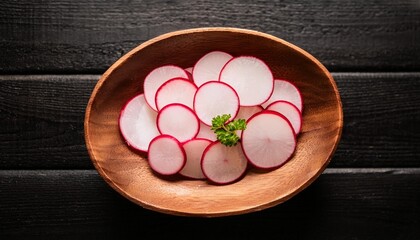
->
333, 72, 420, 167
0, 169, 419, 239
0, 0, 419, 73
0, 0, 418, 237
1, 73, 419, 169
0, 75, 98, 169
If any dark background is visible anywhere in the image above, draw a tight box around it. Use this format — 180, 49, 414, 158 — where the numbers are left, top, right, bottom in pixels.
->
0, 0, 419, 239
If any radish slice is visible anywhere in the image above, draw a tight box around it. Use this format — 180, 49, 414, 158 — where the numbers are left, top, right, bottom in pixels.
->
119, 94, 160, 152
196, 122, 217, 141
261, 79, 303, 111
157, 103, 199, 142
266, 100, 302, 135
193, 81, 239, 126
235, 105, 264, 121
192, 51, 233, 87
234, 105, 264, 137
219, 56, 274, 106
241, 110, 296, 169
143, 65, 189, 111
201, 141, 248, 184
184, 67, 193, 81
184, 67, 193, 74
179, 138, 212, 179
155, 78, 197, 111
148, 135, 186, 175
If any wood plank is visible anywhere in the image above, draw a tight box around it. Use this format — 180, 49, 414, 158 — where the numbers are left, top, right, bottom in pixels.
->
0, 169, 419, 239
332, 72, 420, 167
0, 75, 98, 169
1, 73, 419, 169
0, 0, 419, 73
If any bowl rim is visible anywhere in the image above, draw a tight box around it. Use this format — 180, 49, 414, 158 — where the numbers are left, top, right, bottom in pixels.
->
84, 27, 344, 217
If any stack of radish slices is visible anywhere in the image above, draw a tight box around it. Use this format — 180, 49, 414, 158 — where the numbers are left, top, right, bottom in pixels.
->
119, 51, 303, 185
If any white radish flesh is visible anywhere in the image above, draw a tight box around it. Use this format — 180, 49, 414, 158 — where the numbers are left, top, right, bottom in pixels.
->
201, 141, 248, 184
193, 81, 239, 126
219, 56, 274, 106
192, 51, 233, 87
261, 79, 303, 111
179, 138, 212, 179
266, 100, 302, 135
155, 78, 197, 111
119, 94, 160, 152
235, 105, 264, 121
143, 65, 189, 111
234, 105, 264, 137
157, 103, 200, 142
196, 122, 217, 141
241, 110, 296, 169
148, 135, 186, 175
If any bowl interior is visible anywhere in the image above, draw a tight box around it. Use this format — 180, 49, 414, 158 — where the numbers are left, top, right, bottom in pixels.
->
85, 28, 343, 216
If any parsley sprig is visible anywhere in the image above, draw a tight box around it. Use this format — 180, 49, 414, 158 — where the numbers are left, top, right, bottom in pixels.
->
211, 114, 247, 147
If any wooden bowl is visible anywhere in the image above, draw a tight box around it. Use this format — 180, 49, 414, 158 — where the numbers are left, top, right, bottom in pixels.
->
84, 27, 343, 217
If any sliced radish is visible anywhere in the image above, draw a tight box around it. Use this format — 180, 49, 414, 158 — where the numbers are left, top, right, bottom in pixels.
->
119, 94, 160, 152
261, 79, 303, 111
192, 51, 233, 87
196, 122, 217, 141
157, 103, 200, 142
193, 81, 239, 126
201, 141, 248, 184
266, 100, 302, 135
179, 138, 213, 179
143, 65, 189, 111
148, 135, 186, 175
184, 67, 193, 81
241, 110, 296, 169
234, 105, 264, 137
155, 77, 197, 111
235, 105, 264, 121
121, 54, 305, 184
184, 67, 193, 74
219, 56, 274, 106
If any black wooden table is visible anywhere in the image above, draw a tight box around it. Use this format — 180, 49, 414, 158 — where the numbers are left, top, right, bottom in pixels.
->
1, 1, 419, 239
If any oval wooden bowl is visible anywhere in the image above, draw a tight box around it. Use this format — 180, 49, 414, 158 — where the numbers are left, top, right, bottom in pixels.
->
84, 27, 343, 217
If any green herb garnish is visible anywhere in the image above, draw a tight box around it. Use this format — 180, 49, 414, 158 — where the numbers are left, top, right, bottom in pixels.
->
211, 114, 247, 147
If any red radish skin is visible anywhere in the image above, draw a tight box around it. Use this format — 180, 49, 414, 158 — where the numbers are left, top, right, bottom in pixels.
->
184, 67, 193, 81
192, 51, 233, 87
193, 81, 239, 126
148, 135, 186, 175
143, 65, 189, 111
155, 77, 198, 111
119, 94, 160, 152
266, 100, 302, 135
179, 138, 213, 179
261, 79, 303, 111
184, 67, 193, 74
219, 56, 274, 106
201, 141, 248, 184
196, 122, 217, 141
241, 110, 296, 169
157, 103, 200, 142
